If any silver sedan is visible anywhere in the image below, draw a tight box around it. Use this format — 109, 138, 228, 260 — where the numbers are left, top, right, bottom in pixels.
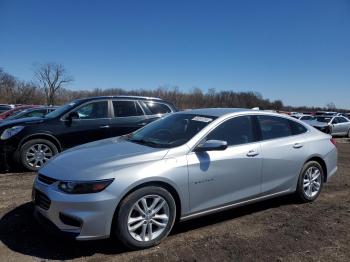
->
315, 115, 350, 137
33, 108, 338, 249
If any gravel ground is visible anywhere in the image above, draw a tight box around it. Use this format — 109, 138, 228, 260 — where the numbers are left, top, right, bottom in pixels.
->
0, 141, 349, 261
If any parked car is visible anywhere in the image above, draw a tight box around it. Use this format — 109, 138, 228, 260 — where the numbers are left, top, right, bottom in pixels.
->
291, 114, 316, 121
0, 96, 177, 171
0, 106, 58, 122
0, 104, 15, 114
33, 108, 337, 249
338, 113, 350, 118
303, 119, 331, 134
315, 115, 350, 137
315, 111, 338, 116
0, 105, 39, 120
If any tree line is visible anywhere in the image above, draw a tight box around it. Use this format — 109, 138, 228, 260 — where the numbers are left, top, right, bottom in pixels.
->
0, 64, 345, 112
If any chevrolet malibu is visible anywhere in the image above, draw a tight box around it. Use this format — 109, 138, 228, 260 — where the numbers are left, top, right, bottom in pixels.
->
33, 108, 338, 250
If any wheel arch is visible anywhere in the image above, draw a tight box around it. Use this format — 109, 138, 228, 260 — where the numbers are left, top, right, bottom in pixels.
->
18, 133, 62, 152
304, 156, 328, 182
111, 180, 182, 235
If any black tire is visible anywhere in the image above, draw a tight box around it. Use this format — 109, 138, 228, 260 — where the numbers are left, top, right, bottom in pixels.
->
295, 161, 324, 203
347, 129, 350, 138
19, 139, 58, 171
113, 186, 176, 250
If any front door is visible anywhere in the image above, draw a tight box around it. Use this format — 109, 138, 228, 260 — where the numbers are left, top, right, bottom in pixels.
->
332, 117, 349, 135
59, 100, 111, 148
187, 115, 262, 214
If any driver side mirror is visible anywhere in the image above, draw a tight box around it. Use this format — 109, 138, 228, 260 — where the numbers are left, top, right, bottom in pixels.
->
67, 111, 79, 121
194, 140, 228, 152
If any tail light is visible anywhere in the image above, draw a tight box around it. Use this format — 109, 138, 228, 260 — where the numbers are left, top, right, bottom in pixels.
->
330, 138, 337, 146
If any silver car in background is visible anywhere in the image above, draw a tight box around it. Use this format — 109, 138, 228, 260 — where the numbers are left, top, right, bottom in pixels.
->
315, 115, 350, 137
33, 108, 338, 249
291, 114, 315, 121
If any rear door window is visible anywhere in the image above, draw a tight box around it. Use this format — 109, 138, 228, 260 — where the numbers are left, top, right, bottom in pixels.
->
144, 101, 172, 114
257, 115, 292, 140
289, 120, 308, 135
26, 109, 47, 117
113, 101, 144, 117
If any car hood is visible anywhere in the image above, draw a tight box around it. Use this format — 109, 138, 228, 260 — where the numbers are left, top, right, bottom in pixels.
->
39, 137, 169, 181
303, 120, 329, 127
0, 117, 45, 128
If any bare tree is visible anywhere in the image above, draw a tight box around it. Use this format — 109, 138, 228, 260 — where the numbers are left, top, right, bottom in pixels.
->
326, 102, 336, 110
0, 68, 17, 103
34, 63, 73, 105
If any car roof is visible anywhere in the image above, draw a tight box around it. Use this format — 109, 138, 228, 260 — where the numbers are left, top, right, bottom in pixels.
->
76, 95, 165, 103
316, 115, 334, 118
22, 106, 59, 111
178, 108, 253, 117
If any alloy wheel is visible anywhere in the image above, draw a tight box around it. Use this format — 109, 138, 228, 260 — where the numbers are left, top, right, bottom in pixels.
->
303, 166, 322, 198
127, 195, 170, 242
25, 143, 53, 168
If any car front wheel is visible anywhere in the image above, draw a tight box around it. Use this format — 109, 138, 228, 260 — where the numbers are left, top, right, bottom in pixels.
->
113, 186, 176, 250
19, 139, 58, 171
295, 161, 324, 202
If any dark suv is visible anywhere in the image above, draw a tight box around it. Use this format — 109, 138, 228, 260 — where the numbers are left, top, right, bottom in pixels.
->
0, 96, 177, 171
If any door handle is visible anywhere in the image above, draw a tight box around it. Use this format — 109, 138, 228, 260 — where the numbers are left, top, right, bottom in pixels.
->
138, 122, 147, 126
293, 143, 303, 149
99, 125, 110, 129
246, 150, 259, 157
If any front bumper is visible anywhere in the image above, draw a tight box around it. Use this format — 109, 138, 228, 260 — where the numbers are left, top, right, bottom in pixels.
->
0, 137, 20, 171
313, 125, 331, 134
33, 176, 118, 240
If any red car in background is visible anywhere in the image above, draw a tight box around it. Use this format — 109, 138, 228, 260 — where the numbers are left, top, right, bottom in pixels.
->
0, 105, 40, 120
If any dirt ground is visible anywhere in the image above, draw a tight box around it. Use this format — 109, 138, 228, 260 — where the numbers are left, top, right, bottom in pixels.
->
0, 140, 349, 261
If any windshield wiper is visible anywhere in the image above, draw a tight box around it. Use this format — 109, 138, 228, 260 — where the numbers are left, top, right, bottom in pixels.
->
127, 138, 163, 148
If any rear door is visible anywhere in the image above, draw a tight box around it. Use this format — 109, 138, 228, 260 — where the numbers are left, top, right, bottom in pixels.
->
109, 100, 147, 137
257, 115, 309, 195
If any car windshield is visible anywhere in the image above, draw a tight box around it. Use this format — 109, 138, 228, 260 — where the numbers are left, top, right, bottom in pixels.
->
127, 113, 217, 148
316, 117, 332, 123
45, 102, 77, 119
6, 110, 30, 120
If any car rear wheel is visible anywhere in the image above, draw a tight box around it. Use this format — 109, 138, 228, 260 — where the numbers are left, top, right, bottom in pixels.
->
20, 139, 58, 171
295, 161, 324, 202
113, 186, 176, 250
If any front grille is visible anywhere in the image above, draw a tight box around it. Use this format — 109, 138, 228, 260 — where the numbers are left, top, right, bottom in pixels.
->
34, 190, 51, 210
38, 174, 58, 185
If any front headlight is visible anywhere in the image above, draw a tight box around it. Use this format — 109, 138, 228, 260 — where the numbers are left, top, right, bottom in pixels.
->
57, 179, 114, 194
0, 126, 25, 140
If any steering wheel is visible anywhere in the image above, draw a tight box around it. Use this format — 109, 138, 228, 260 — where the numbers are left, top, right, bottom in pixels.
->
151, 129, 174, 140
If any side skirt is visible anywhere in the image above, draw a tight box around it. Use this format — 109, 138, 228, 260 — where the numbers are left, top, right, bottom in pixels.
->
180, 189, 292, 221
